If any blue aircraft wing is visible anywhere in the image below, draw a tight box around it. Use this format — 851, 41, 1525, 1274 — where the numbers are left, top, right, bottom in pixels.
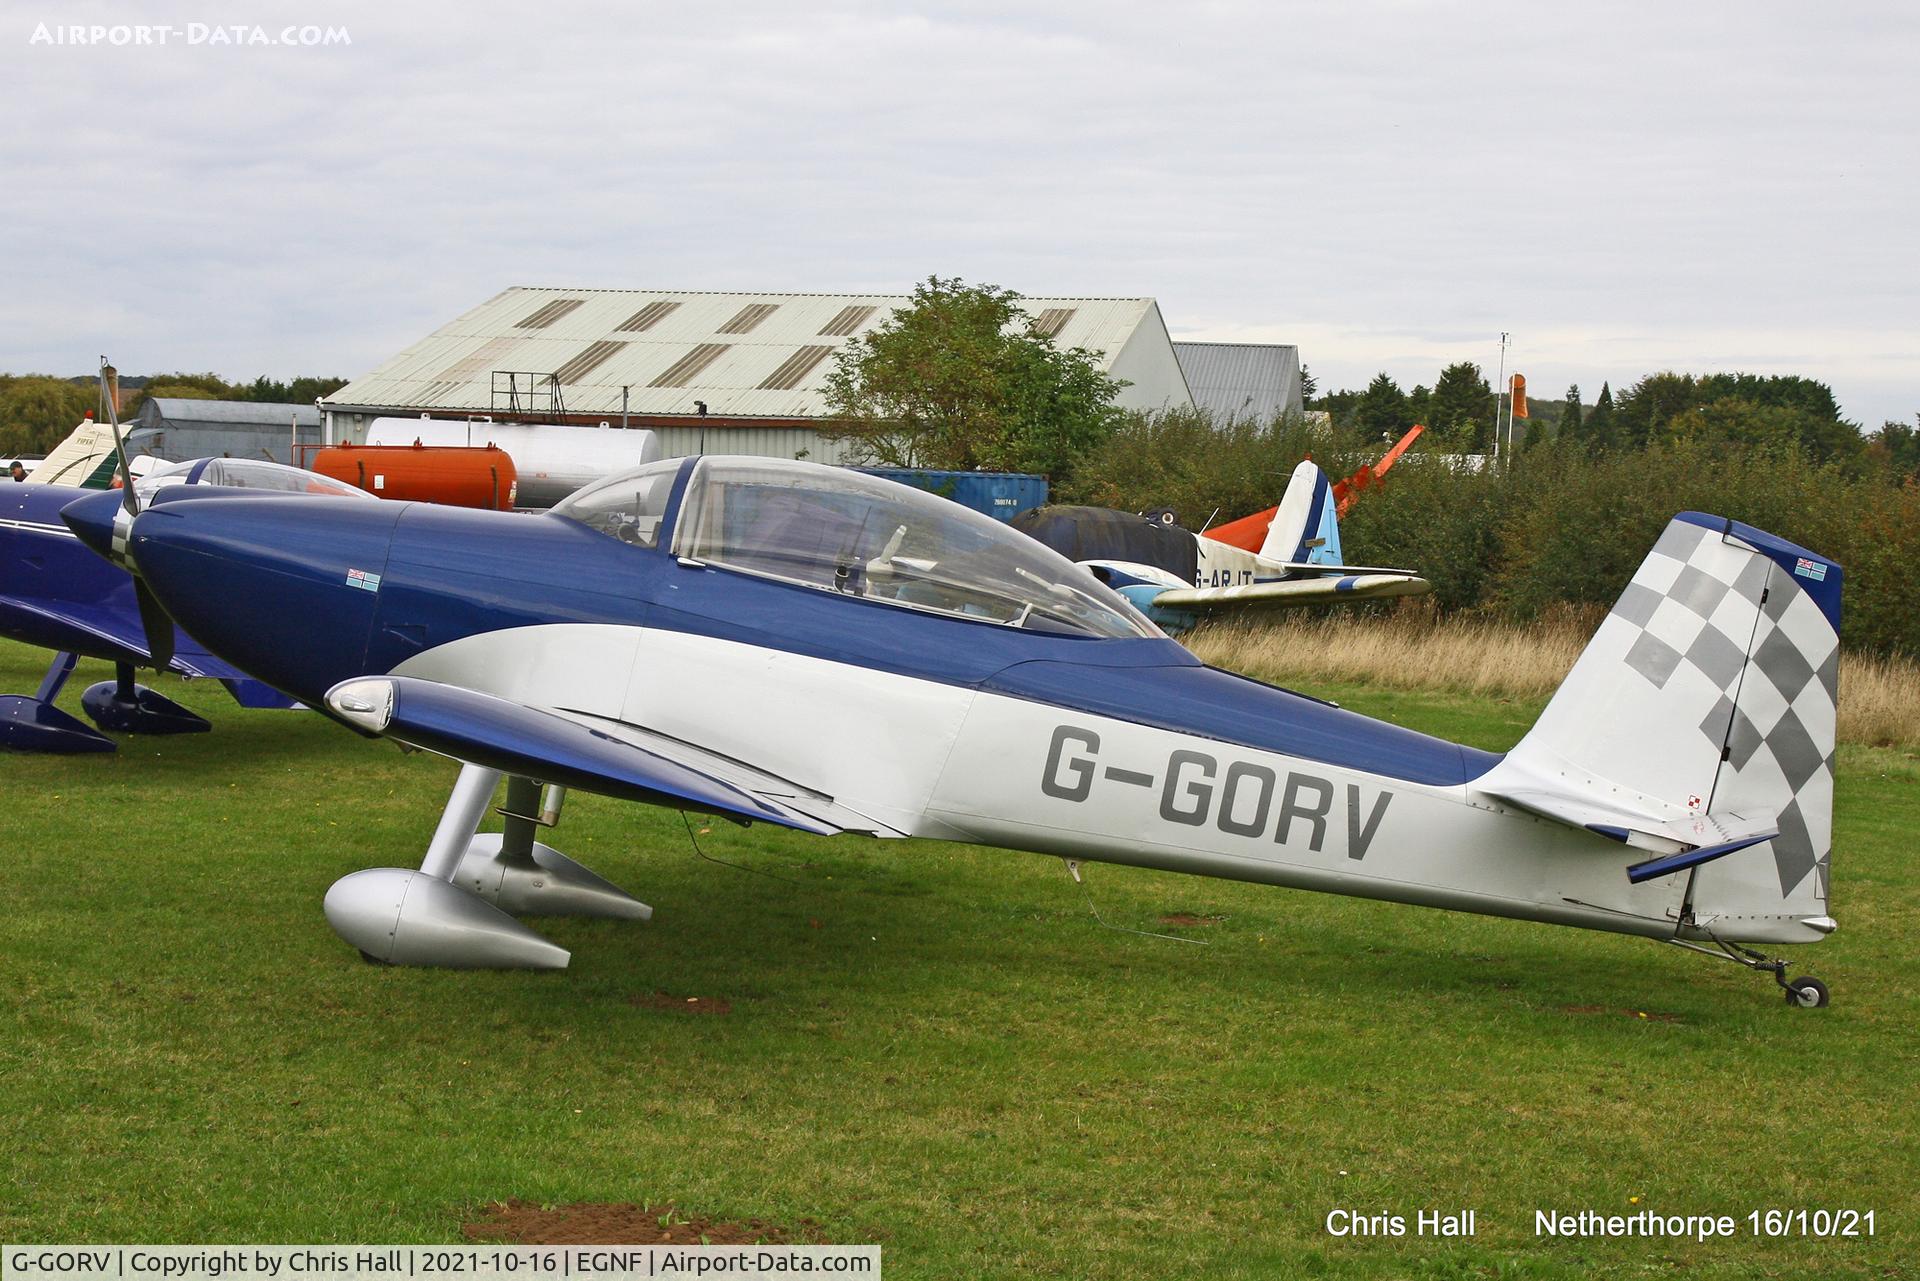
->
323, 674, 897, 837
0, 593, 151, 667
0, 592, 298, 706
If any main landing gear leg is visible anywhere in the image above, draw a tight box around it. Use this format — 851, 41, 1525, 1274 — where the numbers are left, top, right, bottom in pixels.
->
81, 661, 210, 737
1667, 935, 1831, 1008
320, 764, 648, 970
454, 775, 652, 921
0, 652, 115, 753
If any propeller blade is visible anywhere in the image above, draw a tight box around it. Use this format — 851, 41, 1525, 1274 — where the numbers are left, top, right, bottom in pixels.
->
98, 357, 140, 516
135, 579, 176, 670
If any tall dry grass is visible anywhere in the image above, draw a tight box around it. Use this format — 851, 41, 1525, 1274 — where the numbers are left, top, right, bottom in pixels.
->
1186, 612, 1920, 749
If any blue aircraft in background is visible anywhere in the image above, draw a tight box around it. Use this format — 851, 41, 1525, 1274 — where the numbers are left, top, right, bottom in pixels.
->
0, 456, 371, 752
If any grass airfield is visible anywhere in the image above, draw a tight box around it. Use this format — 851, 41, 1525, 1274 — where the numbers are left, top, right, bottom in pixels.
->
1, 638, 1914, 1279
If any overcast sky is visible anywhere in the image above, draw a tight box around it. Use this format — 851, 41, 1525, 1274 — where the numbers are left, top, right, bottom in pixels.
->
5, 0, 1915, 425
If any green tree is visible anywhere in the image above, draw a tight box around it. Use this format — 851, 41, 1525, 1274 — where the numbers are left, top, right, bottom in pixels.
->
1406, 384, 1431, 427
822, 276, 1126, 481
1558, 384, 1582, 441
1061, 408, 1354, 525
1298, 364, 1318, 403
1586, 382, 1617, 451
1868, 416, 1920, 478
1668, 397, 1865, 466
1695, 372, 1841, 422
1615, 370, 1860, 463
0, 375, 100, 455
1318, 386, 1363, 429
1350, 372, 1411, 440
238, 374, 349, 403
1428, 361, 1495, 451
1613, 372, 1700, 448
140, 371, 232, 396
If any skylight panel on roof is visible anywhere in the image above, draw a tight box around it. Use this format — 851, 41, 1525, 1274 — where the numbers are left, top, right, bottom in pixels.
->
515, 298, 585, 329
718, 303, 780, 334
552, 340, 627, 385
617, 300, 681, 333
818, 305, 877, 337
650, 343, 731, 387
1030, 308, 1075, 339
436, 336, 523, 382
758, 346, 834, 391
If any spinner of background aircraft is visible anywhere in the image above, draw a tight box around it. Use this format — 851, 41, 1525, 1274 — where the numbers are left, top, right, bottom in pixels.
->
63, 453, 1844, 1006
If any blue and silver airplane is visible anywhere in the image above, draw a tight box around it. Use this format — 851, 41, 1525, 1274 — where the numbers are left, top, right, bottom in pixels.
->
1, 458, 374, 752
63, 455, 1844, 1005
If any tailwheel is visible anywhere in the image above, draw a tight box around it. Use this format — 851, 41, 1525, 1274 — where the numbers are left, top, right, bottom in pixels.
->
1665, 934, 1833, 1008
1783, 976, 1830, 1008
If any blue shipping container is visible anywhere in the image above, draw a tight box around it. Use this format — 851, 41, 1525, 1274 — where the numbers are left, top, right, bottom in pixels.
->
851, 469, 1049, 522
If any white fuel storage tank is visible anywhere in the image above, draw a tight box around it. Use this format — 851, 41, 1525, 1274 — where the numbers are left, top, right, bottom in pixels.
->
363, 418, 664, 508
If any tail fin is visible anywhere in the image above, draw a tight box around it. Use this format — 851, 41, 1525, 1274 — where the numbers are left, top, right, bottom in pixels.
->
1260, 460, 1342, 565
1333, 423, 1423, 516
1479, 514, 1841, 939
1205, 426, 1424, 554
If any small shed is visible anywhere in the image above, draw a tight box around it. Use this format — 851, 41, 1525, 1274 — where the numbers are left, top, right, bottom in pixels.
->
128, 398, 324, 466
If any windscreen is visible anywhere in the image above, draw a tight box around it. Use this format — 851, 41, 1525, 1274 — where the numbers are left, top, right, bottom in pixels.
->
672, 458, 1157, 638
138, 458, 372, 501
548, 459, 682, 548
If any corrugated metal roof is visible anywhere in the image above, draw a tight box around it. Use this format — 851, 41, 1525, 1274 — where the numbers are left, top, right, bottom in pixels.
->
1172, 342, 1303, 423
136, 398, 323, 428
325, 287, 1165, 421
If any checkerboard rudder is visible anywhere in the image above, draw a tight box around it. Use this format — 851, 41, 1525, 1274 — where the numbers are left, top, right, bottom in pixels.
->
1496, 512, 1842, 932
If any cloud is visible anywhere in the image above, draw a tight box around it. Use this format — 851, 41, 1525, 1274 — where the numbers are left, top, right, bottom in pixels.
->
3, 0, 1914, 423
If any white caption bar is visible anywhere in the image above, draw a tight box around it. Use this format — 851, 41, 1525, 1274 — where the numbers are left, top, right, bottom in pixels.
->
3, 1247, 881, 1281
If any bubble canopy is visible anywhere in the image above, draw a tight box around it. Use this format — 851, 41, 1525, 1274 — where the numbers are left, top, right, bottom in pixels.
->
137, 457, 372, 502
554, 457, 1159, 639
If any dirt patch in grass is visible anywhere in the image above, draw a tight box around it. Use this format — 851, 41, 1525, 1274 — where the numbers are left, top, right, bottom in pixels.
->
1562, 1004, 1684, 1023
464, 1199, 816, 1245
1157, 913, 1226, 927
627, 992, 733, 1015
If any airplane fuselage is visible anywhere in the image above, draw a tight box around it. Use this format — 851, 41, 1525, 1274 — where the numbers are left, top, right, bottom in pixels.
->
107, 490, 1783, 945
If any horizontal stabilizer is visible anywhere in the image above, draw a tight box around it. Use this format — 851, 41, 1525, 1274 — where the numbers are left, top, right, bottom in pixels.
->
1627, 834, 1776, 884
1152, 573, 1430, 613
1479, 770, 1777, 857
325, 675, 848, 835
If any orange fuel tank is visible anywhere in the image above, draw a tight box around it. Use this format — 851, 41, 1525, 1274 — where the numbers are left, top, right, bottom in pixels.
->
312, 443, 519, 510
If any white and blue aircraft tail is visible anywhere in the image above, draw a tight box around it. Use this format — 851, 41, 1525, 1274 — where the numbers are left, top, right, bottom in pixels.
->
62, 454, 1842, 1004
1023, 458, 1429, 631
1257, 457, 1346, 565
1476, 515, 1839, 946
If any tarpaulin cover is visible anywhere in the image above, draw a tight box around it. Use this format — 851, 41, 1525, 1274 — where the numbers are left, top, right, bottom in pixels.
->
1011, 506, 1198, 584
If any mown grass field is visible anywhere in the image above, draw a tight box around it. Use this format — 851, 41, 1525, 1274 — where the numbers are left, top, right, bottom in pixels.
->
1, 637, 1915, 1278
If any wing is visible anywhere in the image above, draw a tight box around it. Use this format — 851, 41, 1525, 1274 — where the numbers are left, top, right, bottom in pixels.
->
0, 594, 152, 667
325, 675, 899, 837
1151, 572, 1431, 613
0, 594, 298, 705
1263, 561, 1429, 576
